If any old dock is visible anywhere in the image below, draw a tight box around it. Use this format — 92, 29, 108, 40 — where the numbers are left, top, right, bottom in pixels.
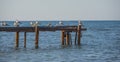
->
0, 22, 86, 49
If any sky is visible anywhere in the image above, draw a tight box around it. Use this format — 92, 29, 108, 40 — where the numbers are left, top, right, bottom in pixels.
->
0, 0, 120, 21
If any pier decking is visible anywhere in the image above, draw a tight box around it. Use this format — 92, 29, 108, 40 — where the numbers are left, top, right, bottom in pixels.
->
0, 25, 86, 48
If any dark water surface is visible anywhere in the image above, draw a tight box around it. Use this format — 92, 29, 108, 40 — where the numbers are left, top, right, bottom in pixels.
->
0, 21, 120, 62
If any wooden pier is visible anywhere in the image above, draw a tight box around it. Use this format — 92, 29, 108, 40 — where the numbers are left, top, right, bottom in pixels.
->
0, 24, 86, 48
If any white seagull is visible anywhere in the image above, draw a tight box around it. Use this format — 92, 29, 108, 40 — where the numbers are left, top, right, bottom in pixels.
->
58, 21, 63, 26
1, 21, 8, 26
14, 20, 20, 27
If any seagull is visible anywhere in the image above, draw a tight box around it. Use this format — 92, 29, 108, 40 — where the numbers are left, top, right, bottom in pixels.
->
59, 21, 63, 25
14, 21, 19, 27
78, 20, 82, 26
30, 22, 35, 27
1, 21, 9, 26
13, 19, 22, 27
57, 21, 63, 26
15, 19, 21, 24
30, 21, 39, 27
47, 23, 52, 27
30, 22, 33, 25
35, 21, 39, 26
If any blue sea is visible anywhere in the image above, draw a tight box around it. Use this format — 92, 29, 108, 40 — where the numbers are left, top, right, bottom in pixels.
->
0, 21, 120, 62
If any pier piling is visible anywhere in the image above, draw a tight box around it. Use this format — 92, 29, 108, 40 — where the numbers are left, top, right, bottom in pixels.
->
35, 26, 39, 49
75, 31, 77, 45
61, 31, 65, 45
77, 25, 81, 45
0, 22, 86, 48
15, 32, 19, 48
24, 32, 26, 48
66, 32, 70, 45
69, 33, 72, 45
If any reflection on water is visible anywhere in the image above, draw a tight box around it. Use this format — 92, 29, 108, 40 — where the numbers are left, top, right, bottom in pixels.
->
0, 21, 120, 62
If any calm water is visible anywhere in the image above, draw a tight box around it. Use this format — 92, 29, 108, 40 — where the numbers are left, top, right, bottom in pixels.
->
0, 21, 120, 62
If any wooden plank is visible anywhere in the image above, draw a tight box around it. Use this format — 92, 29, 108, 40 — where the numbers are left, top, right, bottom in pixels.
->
0, 26, 87, 32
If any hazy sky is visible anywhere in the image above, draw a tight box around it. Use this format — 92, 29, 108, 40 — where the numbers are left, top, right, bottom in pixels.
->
0, 0, 120, 20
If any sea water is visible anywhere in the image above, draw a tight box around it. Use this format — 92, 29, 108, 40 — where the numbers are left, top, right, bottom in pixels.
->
0, 21, 120, 62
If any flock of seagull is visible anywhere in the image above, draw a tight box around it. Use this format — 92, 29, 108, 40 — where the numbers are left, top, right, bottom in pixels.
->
0, 20, 82, 27
0, 21, 21, 27
0, 21, 64, 27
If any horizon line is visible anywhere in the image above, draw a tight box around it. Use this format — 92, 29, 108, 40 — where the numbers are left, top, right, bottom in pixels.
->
0, 19, 120, 21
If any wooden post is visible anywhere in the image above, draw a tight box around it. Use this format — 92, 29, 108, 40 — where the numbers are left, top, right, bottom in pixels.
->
61, 31, 65, 45
77, 25, 81, 45
35, 26, 39, 49
15, 32, 19, 48
66, 32, 69, 45
24, 32, 26, 48
74, 31, 77, 45
64, 33, 66, 45
69, 33, 72, 45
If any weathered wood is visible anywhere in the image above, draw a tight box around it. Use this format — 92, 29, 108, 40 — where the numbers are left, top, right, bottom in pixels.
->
66, 32, 69, 45
61, 31, 65, 45
0, 26, 86, 32
75, 31, 77, 45
35, 26, 39, 49
69, 33, 72, 45
0, 24, 86, 48
24, 32, 26, 48
64, 33, 66, 45
15, 32, 19, 48
77, 25, 81, 45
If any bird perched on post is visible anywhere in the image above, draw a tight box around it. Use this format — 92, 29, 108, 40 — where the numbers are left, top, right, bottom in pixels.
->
35, 21, 39, 26
78, 20, 83, 26
30, 22, 35, 27
14, 20, 21, 27
30, 21, 39, 27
